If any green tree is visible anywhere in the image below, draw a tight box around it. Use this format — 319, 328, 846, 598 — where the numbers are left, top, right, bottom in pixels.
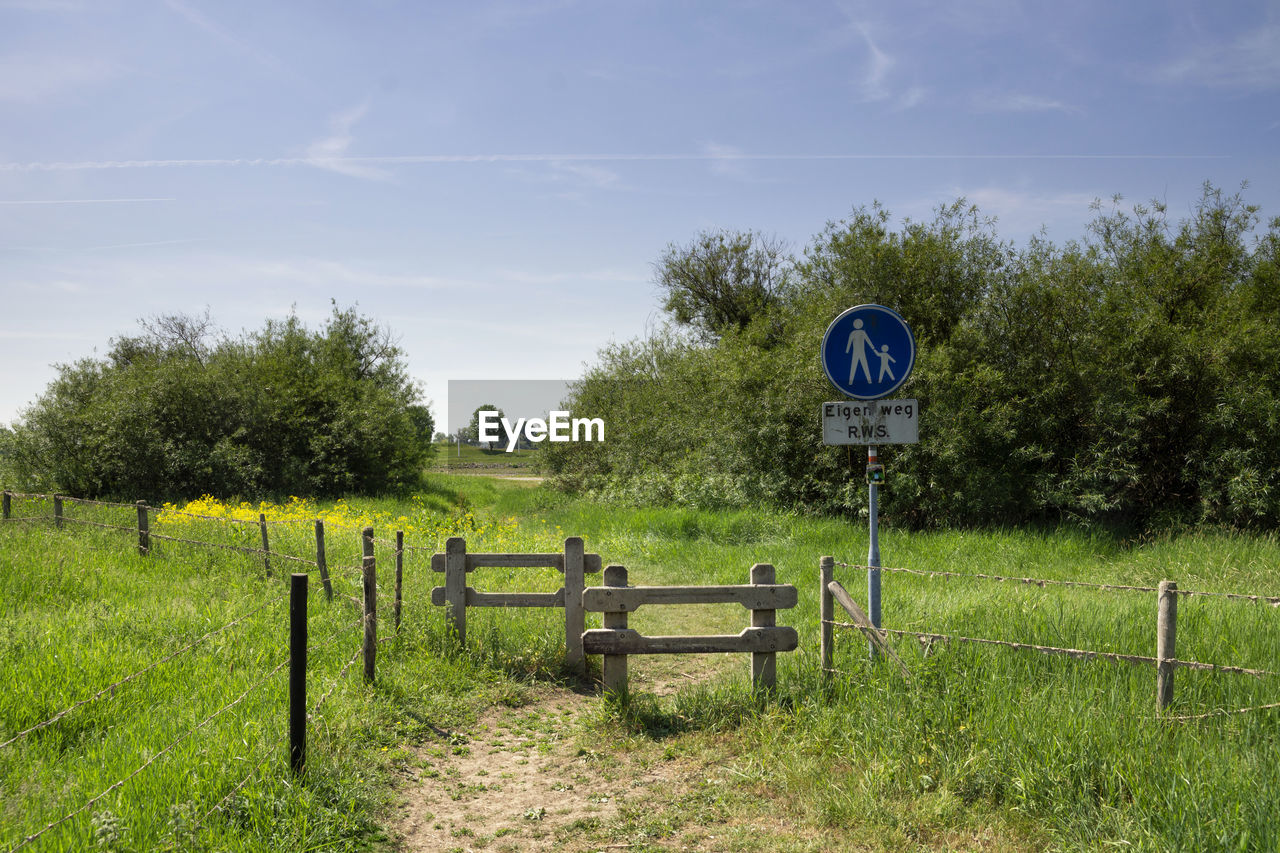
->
6, 305, 433, 499
655, 229, 793, 342
468, 404, 509, 449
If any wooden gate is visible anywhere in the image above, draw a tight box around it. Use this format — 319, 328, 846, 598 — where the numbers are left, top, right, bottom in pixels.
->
581, 563, 798, 694
430, 536, 602, 667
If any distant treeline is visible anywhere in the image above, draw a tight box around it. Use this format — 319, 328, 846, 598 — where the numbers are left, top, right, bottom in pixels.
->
0, 305, 433, 500
544, 184, 1280, 529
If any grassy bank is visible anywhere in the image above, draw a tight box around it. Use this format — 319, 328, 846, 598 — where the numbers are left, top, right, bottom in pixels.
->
2, 481, 1278, 850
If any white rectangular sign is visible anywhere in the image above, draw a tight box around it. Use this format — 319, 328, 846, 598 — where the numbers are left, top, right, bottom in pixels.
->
822, 399, 919, 445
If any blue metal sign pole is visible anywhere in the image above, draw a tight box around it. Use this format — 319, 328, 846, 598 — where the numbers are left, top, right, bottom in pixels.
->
867, 446, 881, 659
820, 305, 915, 662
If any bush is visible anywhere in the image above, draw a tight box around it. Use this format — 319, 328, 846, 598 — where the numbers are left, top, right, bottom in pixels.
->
546, 185, 1280, 529
5, 305, 433, 500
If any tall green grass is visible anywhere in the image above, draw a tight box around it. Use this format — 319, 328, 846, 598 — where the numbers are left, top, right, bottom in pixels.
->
0, 490, 572, 852
3, 485, 1279, 850
490, 489, 1280, 851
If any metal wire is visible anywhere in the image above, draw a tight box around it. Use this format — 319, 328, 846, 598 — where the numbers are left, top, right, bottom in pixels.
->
828, 623, 1280, 678
0, 593, 287, 750
834, 560, 1280, 606
8, 655, 289, 852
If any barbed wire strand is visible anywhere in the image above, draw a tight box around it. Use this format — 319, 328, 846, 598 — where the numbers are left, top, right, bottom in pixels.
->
835, 561, 1280, 606
311, 644, 364, 719
43, 516, 320, 567
0, 593, 287, 751
1162, 701, 1280, 722
146, 531, 317, 567
826, 622, 1280, 678
0, 515, 56, 523
8, 655, 289, 853
55, 516, 138, 535
59, 496, 133, 509
307, 615, 365, 657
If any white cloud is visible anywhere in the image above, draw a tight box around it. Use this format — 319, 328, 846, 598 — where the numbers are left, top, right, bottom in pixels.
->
162, 0, 289, 74
853, 21, 893, 101
303, 104, 391, 181
972, 92, 1081, 114
1155, 23, 1280, 91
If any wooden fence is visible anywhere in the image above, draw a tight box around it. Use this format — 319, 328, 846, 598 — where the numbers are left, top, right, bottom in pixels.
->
429, 536, 602, 669
581, 563, 798, 694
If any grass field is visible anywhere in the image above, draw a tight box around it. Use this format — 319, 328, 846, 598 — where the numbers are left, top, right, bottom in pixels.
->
2, 480, 1279, 851
430, 440, 543, 476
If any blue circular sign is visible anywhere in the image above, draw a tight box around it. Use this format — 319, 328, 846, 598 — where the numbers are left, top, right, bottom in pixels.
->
821, 304, 915, 400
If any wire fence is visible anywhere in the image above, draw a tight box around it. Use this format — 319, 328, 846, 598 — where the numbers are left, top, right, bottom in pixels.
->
826, 557, 1280, 722
0, 491, 388, 851
834, 560, 1280, 605
9, 656, 290, 852
0, 592, 287, 751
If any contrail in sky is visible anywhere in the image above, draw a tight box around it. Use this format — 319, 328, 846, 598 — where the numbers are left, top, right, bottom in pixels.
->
0, 197, 178, 203
0, 153, 1229, 172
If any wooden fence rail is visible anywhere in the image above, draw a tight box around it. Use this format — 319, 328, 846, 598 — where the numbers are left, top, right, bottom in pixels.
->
581, 563, 799, 695
429, 536, 602, 669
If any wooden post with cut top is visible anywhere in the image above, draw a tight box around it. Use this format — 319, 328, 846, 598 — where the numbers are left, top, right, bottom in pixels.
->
1, 491, 10, 521
394, 530, 404, 632
259, 512, 272, 577
53, 495, 63, 529
314, 519, 333, 601
750, 563, 777, 692
601, 564, 628, 697
444, 536, 467, 645
136, 501, 150, 556
564, 536, 586, 671
1157, 580, 1177, 711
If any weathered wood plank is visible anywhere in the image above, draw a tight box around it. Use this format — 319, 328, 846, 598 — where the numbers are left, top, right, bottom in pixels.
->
431, 587, 566, 608
581, 626, 799, 656
431, 550, 602, 573
582, 584, 798, 612
444, 536, 467, 644
564, 537, 585, 669
602, 565, 628, 695
750, 563, 776, 691
468, 553, 564, 569
827, 580, 910, 678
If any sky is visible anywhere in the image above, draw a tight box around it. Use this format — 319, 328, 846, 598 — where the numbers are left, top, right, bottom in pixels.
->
3, 0, 1278, 430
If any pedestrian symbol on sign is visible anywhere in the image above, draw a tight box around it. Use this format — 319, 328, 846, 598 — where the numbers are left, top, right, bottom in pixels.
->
821, 304, 915, 400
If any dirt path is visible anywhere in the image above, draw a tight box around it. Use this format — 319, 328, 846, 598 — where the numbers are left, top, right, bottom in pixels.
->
389, 657, 743, 853
392, 686, 669, 852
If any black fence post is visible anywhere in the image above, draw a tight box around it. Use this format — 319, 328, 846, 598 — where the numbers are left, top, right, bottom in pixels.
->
290, 573, 308, 775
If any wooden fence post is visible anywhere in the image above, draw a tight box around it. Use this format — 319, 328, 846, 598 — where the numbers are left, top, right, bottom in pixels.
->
751, 563, 777, 693
362, 527, 377, 683
820, 556, 834, 684
1157, 580, 1178, 711
564, 536, 585, 672
395, 530, 404, 633
53, 495, 63, 529
289, 573, 308, 775
602, 564, 628, 697
444, 536, 467, 646
2, 491, 9, 520
259, 513, 272, 577
314, 519, 333, 602
136, 501, 150, 556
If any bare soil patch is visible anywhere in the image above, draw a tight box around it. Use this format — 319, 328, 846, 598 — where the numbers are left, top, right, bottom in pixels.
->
391, 685, 675, 852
